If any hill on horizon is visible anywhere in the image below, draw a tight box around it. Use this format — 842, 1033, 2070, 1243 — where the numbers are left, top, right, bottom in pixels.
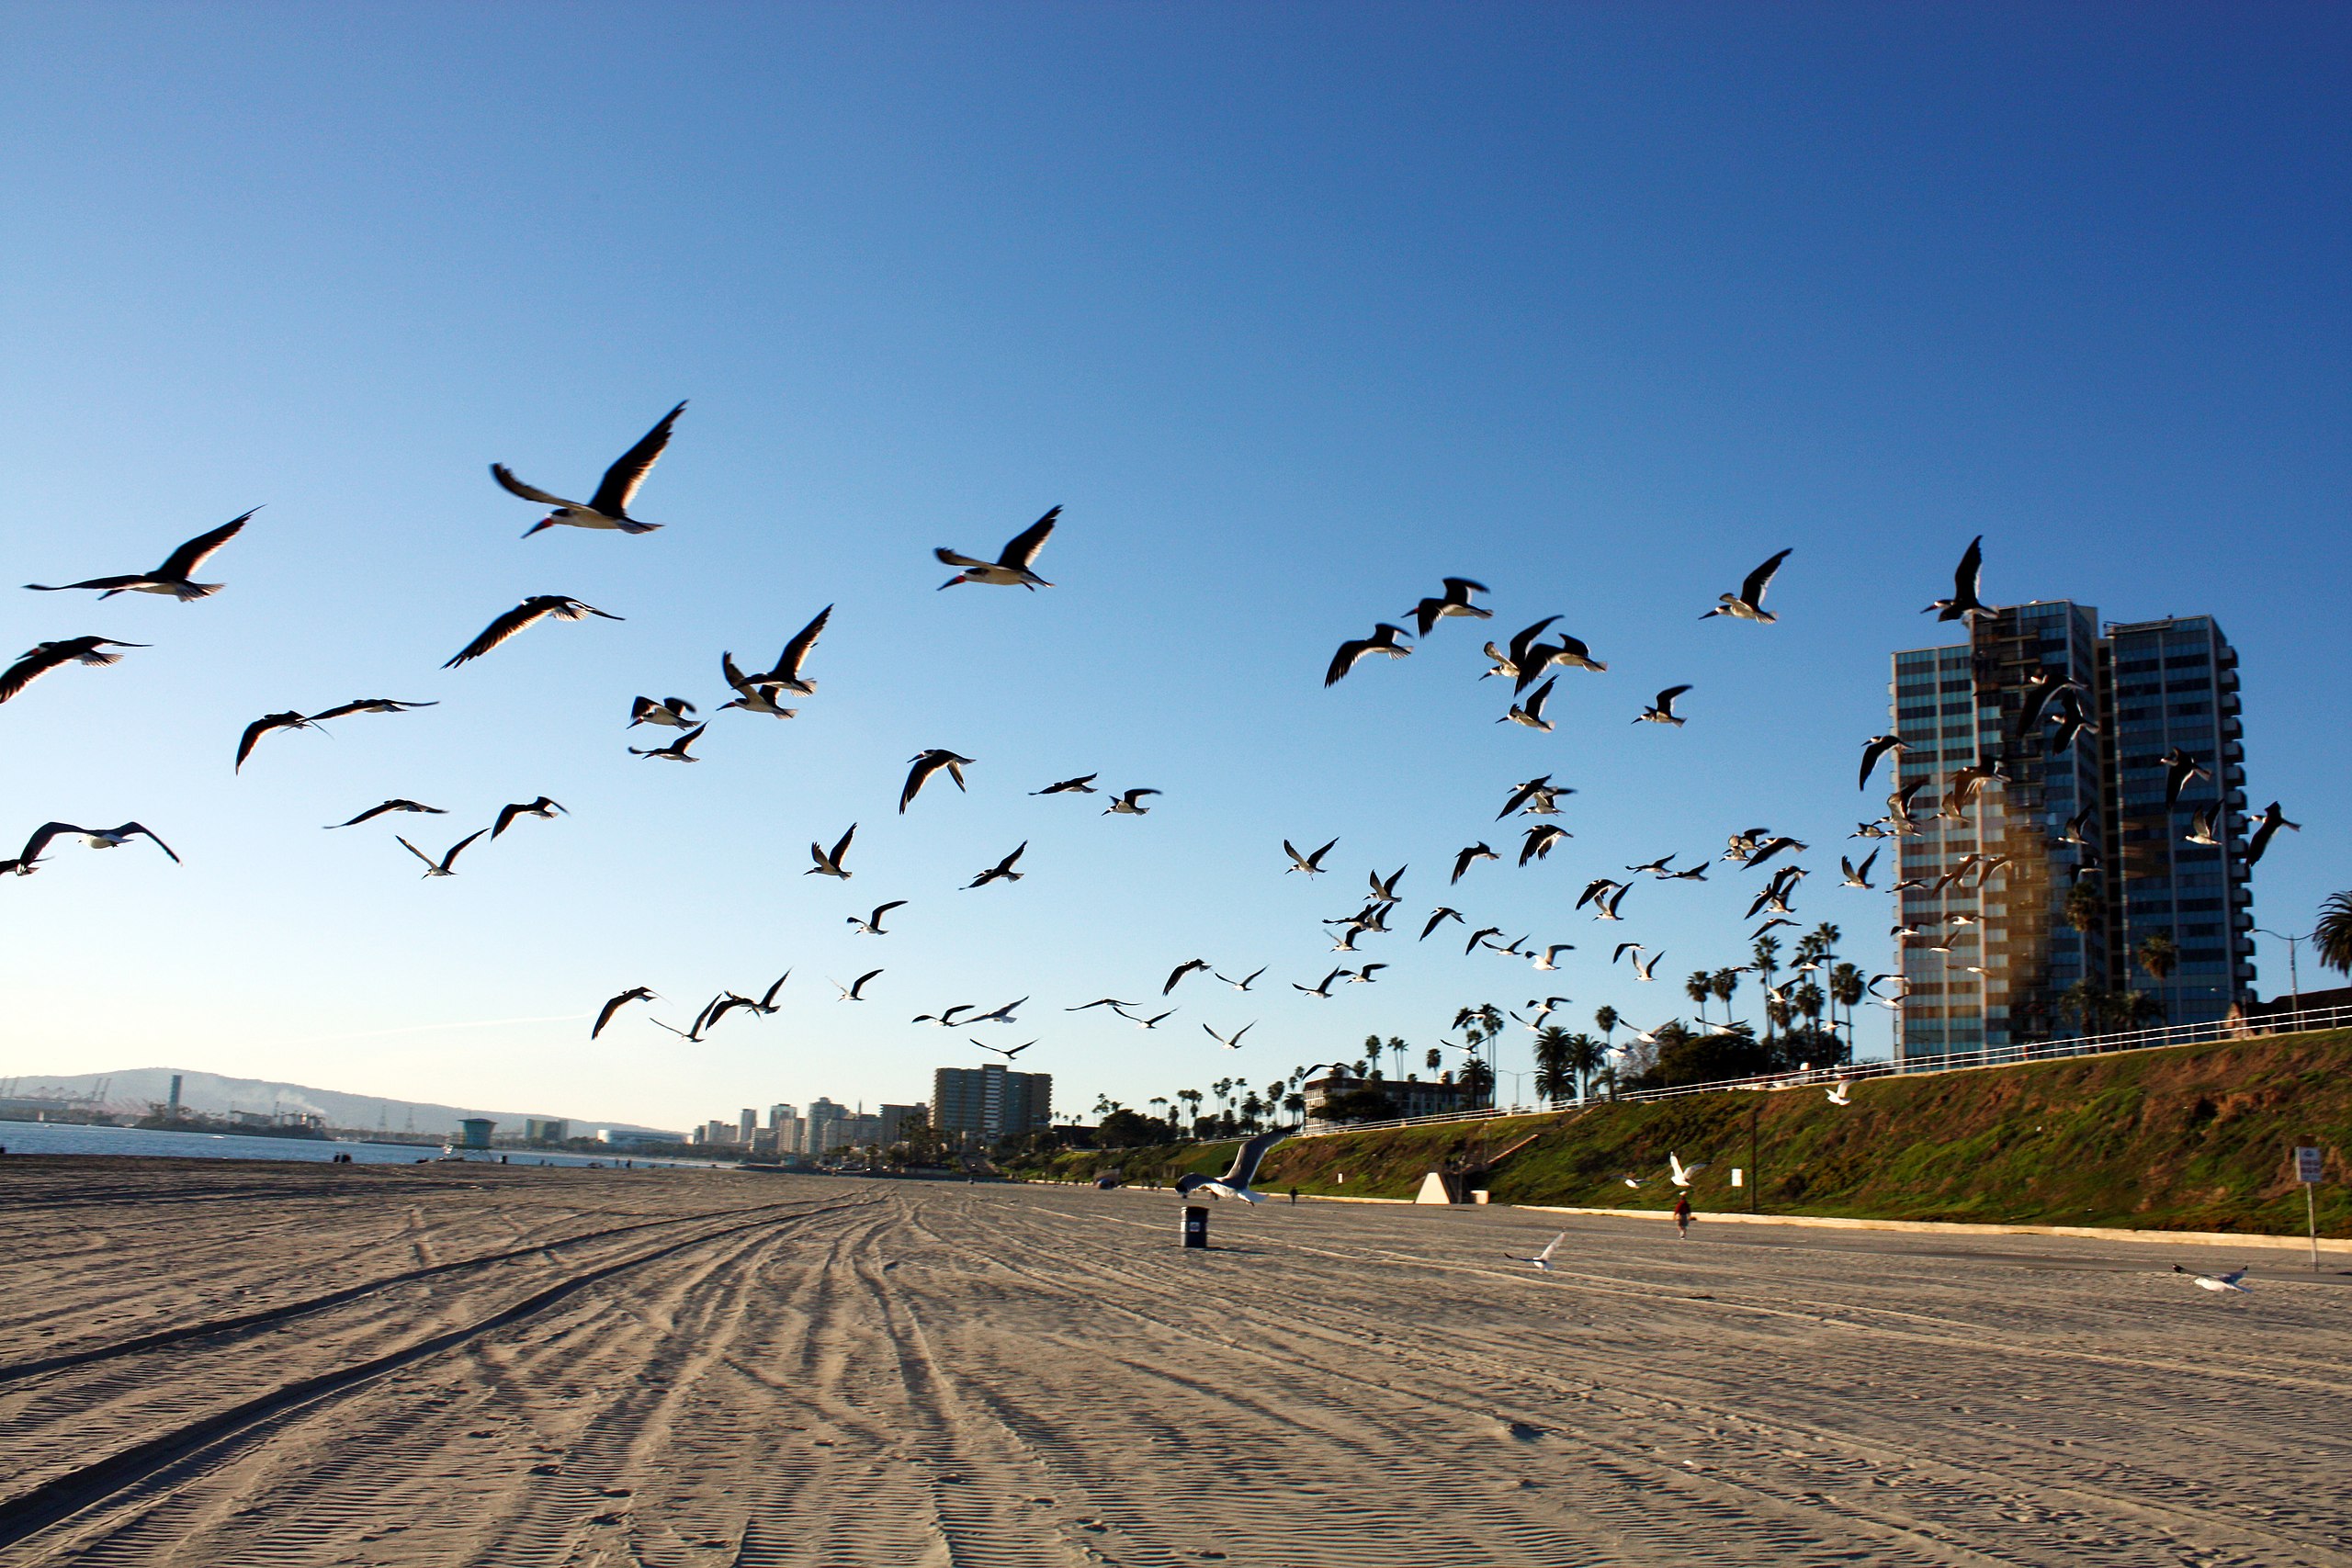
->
0, 1067, 683, 1142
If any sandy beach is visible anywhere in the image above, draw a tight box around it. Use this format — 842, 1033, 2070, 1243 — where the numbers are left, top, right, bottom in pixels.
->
3, 1160, 2347, 1567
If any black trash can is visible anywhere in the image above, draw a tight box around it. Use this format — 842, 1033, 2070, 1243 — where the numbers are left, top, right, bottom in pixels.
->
1182, 1204, 1208, 1248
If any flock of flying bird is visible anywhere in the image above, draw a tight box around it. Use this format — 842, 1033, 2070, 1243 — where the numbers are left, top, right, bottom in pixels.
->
9, 407, 2301, 1167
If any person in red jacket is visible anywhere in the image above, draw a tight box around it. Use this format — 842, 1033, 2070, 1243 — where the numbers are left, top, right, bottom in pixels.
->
1672, 1195, 1693, 1239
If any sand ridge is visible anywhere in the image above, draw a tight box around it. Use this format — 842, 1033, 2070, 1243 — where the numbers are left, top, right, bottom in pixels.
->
1, 1160, 2346, 1565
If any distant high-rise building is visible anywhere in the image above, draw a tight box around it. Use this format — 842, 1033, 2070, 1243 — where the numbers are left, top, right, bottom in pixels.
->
803, 1098, 848, 1156
877, 1103, 921, 1145
1891, 605, 2254, 1061
931, 1064, 1052, 1144
703, 1118, 734, 1146
738, 1108, 757, 1147
524, 1117, 568, 1144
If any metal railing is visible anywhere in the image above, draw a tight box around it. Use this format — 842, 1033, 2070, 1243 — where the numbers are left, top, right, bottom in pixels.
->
1294, 1000, 2352, 1138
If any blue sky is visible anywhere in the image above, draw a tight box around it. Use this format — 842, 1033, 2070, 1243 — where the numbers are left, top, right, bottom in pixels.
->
4, 4, 2345, 1132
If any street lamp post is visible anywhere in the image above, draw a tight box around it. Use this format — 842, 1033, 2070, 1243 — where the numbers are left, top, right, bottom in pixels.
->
2254, 929, 2310, 1023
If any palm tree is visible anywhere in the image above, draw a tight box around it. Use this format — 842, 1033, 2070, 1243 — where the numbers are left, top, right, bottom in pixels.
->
1532, 1026, 1573, 1103
1684, 971, 1713, 1025
1593, 1004, 1619, 1058
2135, 931, 2179, 1027
1752, 935, 1782, 1042
1792, 980, 1826, 1043
1385, 1034, 1409, 1078
2064, 879, 2104, 942
1829, 963, 1866, 1052
2059, 980, 2106, 1039
1566, 1032, 1606, 1101
1239, 1091, 1263, 1131
1425, 1045, 1443, 1075
1177, 1088, 1204, 1133
1283, 1091, 1306, 1122
1452, 1002, 1505, 1108
2315, 892, 2352, 976
1712, 966, 1739, 1022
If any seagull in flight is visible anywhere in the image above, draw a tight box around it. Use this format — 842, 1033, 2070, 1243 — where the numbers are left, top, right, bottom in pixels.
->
1530, 944, 1573, 972
493, 401, 684, 536
1215, 965, 1267, 991
1034, 774, 1099, 795
1826, 1081, 1851, 1106
327, 800, 445, 829
1, 637, 147, 705
445, 596, 621, 668
1346, 964, 1387, 984
969, 996, 1027, 1025
1464, 926, 1504, 955
397, 829, 488, 878
901, 750, 975, 812
592, 987, 658, 1039
1325, 623, 1412, 685
1635, 685, 1692, 726
27, 510, 256, 600
1504, 1232, 1566, 1271
1104, 787, 1160, 816
1498, 776, 1567, 820
2160, 747, 2211, 812
2246, 801, 2300, 864
1368, 865, 1407, 900
1293, 968, 1345, 998
1517, 628, 1609, 688
1481, 615, 1559, 684
1452, 842, 1499, 884
492, 797, 567, 838
1066, 998, 1137, 1014
1925, 535, 1994, 623
2173, 1264, 2252, 1295
1499, 677, 1556, 731
807, 823, 856, 879
965, 841, 1028, 888
234, 711, 322, 773
1204, 1021, 1257, 1049
1284, 837, 1339, 874
1420, 907, 1464, 941
1174, 1125, 1295, 1202
833, 969, 883, 1001
1701, 548, 1792, 623
1164, 959, 1212, 995
716, 659, 797, 718
1668, 1152, 1705, 1188
936, 506, 1058, 589
629, 695, 697, 728
1404, 577, 1491, 636
1840, 850, 1880, 889
628, 723, 707, 761
848, 899, 907, 935
912, 1004, 977, 1027
1129, 1009, 1177, 1029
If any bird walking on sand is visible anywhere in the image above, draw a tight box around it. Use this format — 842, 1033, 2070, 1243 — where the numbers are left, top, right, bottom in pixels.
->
807, 823, 856, 879
901, 750, 974, 813
493, 402, 684, 536
492, 797, 567, 838
397, 829, 488, 878
1636, 685, 1692, 726
28, 510, 256, 600
1325, 623, 1412, 685
592, 987, 658, 1039
1701, 548, 1792, 623
628, 723, 706, 761
445, 596, 622, 668
936, 506, 1059, 590
1504, 1232, 1566, 1271
1, 637, 148, 705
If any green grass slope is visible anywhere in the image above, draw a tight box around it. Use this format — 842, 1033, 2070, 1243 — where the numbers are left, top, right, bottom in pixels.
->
1024, 1031, 2352, 1235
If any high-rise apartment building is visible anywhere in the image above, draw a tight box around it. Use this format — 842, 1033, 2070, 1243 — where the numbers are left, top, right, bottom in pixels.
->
803, 1098, 849, 1156
931, 1064, 1052, 1144
1891, 605, 2253, 1062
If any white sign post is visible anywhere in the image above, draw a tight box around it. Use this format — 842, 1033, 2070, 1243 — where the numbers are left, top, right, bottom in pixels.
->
2295, 1146, 2324, 1271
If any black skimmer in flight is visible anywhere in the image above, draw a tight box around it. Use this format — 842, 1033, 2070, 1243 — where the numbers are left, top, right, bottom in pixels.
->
493, 401, 684, 536
0, 638, 147, 705
1324, 623, 1411, 685
1701, 548, 1792, 623
834, 969, 883, 1001
1164, 959, 1211, 995
1204, 1021, 1257, 1049
1500, 677, 1555, 731
1925, 536, 1993, 623
729, 604, 830, 696
628, 723, 706, 761
1034, 774, 1098, 795
2246, 802, 2300, 863
1215, 965, 1266, 990
936, 506, 1058, 590
1635, 685, 1692, 726
1105, 788, 1160, 815
592, 987, 658, 1038
1404, 577, 1491, 636
971, 1039, 1035, 1059
629, 695, 697, 728
807, 824, 855, 879
964, 841, 1027, 888
327, 800, 445, 829
1859, 734, 1909, 790
492, 797, 567, 838
848, 899, 907, 934
900, 750, 974, 813
234, 711, 322, 773
445, 596, 622, 668
1519, 825, 1567, 865
1452, 842, 1499, 884
1420, 907, 1464, 941
1175, 1125, 1294, 1202
1504, 1232, 1566, 1271
397, 829, 488, 878
1283, 837, 1338, 874
27, 510, 256, 601
6, 820, 179, 874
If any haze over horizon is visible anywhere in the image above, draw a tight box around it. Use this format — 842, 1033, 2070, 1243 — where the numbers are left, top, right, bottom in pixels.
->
5, 5, 2345, 1133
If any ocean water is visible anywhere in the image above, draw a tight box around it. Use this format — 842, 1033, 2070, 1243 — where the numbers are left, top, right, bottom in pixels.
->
0, 1120, 707, 1168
